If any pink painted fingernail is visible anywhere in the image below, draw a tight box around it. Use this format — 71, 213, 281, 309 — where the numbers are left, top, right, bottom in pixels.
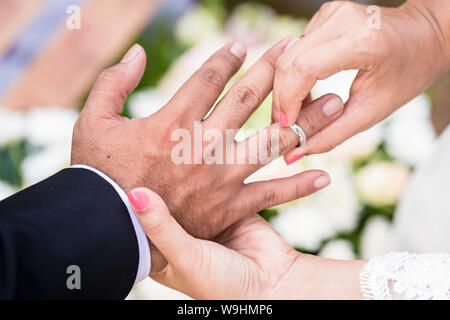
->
314, 175, 331, 189
279, 111, 288, 127
128, 189, 151, 212
230, 42, 247, 59
286, 154, 304, 165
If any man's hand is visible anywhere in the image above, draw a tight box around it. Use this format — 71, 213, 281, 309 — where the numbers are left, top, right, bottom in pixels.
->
129, 187, 366, 299
71, 40, 343, 272
271, 1, 450, 162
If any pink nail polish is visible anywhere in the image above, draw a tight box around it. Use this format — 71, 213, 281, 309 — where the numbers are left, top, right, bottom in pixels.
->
128, 189, 150, 212
279, 111, 288, 127
286, 154, 304, 165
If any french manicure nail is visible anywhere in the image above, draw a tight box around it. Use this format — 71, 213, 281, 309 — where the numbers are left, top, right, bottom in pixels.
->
279, 111, 288, 127
121, 44, 141, 63
128, 189, 150, 212
314, 175, 331, 189
287, 154, 304, 165
322, 98, 343, 117
230, 42, 247, 59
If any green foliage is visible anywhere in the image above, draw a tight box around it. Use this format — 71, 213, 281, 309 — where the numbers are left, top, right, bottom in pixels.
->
0, 140, 27, 187
200, 0, 227, 22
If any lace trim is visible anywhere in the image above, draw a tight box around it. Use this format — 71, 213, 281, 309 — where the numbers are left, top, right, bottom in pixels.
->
360, 252, 450, 300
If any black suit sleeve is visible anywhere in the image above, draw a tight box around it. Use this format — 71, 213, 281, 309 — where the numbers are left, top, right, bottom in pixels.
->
0, 168, 139, 299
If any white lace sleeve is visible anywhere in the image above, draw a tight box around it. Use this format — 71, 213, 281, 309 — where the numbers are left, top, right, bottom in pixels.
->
359, 252, 450, 300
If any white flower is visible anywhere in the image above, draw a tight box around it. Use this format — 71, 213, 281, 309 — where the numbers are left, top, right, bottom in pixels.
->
0, 181, 16, 201
316, 171, 361, 233
25, 107, 78, 147
0, 107, 26, 146
356, 162, 410, 207
175, 5, 222, 47
263, 155, 360, 251
385, 94, 436, 167
360, 216, 393, 259
327, 123, 383, 162
312, 70, 358, 103
305, 156, 362, 233
271, 203, 334, 251
225, 3, 276, 46
127, 277, 190, 300
319, 239, 356, 260
128, 90, 169, 118
21, 145, 71, 187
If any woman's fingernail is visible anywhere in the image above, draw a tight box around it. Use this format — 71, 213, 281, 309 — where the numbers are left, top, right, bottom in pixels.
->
322, 98, 343, 117
284, 37, 300, 52
314, 175, 331, 189
279, 111, 288, 127
230, 42, 247, 59
121, 44, 142, 63
286, 154, 304, 165
128, 189, 151, 212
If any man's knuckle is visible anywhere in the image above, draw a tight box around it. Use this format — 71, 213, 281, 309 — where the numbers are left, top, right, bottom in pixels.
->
264, 189, 278, 207
278, 132, 290, 152
232, 85, 260, 108
295, 183, 306, 199
263, 189, 278, 208
243, 196, 260, 214
196, 67, 225, 89
265, 132, 273, 154
302, 114, 317, 136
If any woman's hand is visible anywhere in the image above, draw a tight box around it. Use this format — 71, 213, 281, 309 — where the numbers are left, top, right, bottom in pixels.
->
272, 0, 450, 161
129, 187, 366, 299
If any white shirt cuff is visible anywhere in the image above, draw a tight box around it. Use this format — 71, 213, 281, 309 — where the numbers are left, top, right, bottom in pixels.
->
70, 165, 151, 285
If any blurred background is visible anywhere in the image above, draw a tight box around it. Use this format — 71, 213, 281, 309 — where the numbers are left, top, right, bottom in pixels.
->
0, 0, 449, 299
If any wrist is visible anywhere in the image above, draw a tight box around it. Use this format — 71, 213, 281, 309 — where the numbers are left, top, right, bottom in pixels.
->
404, 0, 450, 71
280, 254, 367, 299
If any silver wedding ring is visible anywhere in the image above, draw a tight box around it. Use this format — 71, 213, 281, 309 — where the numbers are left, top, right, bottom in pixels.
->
289, 124, 307, 148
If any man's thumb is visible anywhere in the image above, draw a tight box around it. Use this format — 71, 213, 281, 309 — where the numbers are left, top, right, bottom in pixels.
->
84, 44, 146, 118
127, 187, 195, 269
